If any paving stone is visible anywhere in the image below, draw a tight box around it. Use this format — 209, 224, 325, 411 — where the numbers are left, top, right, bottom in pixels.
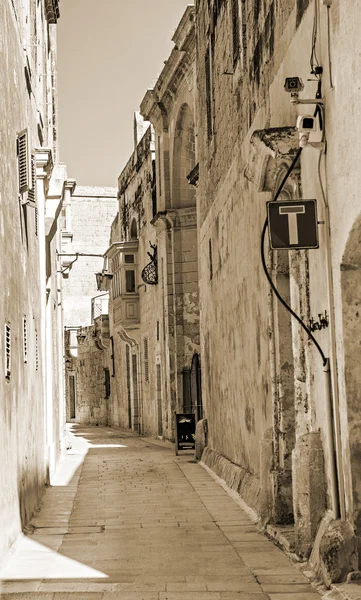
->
219, 595, 269, 600
53, 595, 103, 600
0, 426, 319, 599
0, 595, 54, 599
102, 594, 158, 600
159, 594, 221, 600
261, 585, 318, 593
268, 595, 321, 600
207, 582, 263, 592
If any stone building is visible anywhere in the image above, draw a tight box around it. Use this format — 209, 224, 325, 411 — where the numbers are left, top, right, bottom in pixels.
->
0, 0, 68, 564
61, 186, 118, 424
93, 8, 201, 439
194, 0, 361, 583
139, 6, 201, 439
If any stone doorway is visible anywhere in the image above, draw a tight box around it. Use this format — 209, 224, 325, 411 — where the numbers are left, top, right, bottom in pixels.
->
341, 213, 361, 558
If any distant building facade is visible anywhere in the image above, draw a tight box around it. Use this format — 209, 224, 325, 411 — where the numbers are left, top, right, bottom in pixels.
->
62, 186, 118, 424
100, 7, 200, 439
0, 0, 68, 564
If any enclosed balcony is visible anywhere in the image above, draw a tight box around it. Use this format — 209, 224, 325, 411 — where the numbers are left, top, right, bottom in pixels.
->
104, 241, 140, 329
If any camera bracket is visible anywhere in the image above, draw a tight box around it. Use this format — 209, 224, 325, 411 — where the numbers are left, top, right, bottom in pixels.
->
290, 98, 324, 106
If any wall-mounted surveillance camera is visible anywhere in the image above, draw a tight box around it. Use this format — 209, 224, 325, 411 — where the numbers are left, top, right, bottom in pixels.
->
284, 77, 304, 94
296, 115, 317, 132
296, 115, 318, 148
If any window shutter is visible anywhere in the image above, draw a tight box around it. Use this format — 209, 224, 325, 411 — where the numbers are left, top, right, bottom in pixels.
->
232, 0, 240, 67
205, 47, 213, 139
17, 129, 32, 194
144, 338, 149, 383
35, 330, 39, 371
5, 324, 11, 381
27, 153, 37, 207
23, 317, 28, 363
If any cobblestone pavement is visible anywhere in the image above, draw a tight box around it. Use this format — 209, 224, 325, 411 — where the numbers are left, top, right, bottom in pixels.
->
0, 425, 323, 600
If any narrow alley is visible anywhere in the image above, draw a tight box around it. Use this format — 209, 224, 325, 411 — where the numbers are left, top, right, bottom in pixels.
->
0, 425, 321, 600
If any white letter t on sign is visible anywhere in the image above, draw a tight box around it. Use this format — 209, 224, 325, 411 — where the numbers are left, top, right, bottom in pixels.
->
279, 205, 305, 245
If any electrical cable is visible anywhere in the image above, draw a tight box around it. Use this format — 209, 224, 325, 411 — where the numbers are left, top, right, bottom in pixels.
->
260, 147, 328, 366
326, 6, 334, 90
310, 0, 321, 79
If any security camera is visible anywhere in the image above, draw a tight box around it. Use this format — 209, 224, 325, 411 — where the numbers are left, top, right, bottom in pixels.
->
284, 77, 304, 94
296, 115, 317, 132
296, 115, 317, 148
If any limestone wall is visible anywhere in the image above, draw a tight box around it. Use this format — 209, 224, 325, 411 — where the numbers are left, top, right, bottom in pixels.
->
66, 319, 111, 425
0, 0, 63, 564
62, 186, 118, 328
194, 0, 361, 566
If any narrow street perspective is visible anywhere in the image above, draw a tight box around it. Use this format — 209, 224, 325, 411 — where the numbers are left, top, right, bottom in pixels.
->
0, 425, 320, 600
3, 1, 361, 600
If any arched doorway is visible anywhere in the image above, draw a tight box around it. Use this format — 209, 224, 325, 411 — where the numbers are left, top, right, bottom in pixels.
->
341, 213, 361, 552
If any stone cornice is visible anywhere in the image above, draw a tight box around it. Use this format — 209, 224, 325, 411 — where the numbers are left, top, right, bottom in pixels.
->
34, 148, 53, 180
152, 207, 197, 231
244, 127, 299, 192
64, 179, 76, 195
172, 6, 195, 51
104, 240, 139, 259
139, 7, 195, 127
116, 326, 139, 347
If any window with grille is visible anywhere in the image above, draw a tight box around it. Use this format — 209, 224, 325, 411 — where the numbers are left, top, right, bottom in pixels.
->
144, 338, 149, 383
125, 270, 136, 293
35, 207, 38, 236
23, 317, 28, 363
232, 0, 240, 67
104, 367, 111, 399
209, 239, 213, 280
112, 253, 121, 298
205, 44, 214, 139
27, 153, 36, 206
5, 324, 11, 380
17, 129, 32, 194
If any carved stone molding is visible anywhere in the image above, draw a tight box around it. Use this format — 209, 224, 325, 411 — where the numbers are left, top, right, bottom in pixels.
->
116, 326, 138, 348
244, 127, 299, 193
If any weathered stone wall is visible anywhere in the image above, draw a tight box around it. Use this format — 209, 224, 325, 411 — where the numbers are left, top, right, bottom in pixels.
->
62, 186, 118, 328
65, 318, 111, 425
195, 0, 361, 577
0, 0, 63, 565
139, 7, 200, 440
109, 127, 167, 437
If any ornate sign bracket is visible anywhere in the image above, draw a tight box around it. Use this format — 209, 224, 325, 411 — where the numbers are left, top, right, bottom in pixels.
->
141, 243, 158, 285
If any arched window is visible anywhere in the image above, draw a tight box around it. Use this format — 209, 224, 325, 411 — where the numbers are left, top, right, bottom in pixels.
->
172, 103, 196, 209
130, 219, 138, 239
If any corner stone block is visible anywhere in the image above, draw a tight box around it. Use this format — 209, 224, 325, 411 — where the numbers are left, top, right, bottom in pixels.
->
259, 427, 274, 525
292, 431, 327, 557
319, 519, 358, 585
195, 418, 208, 460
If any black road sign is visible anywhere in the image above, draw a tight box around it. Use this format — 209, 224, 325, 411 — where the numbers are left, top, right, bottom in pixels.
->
267, 199, 319, 250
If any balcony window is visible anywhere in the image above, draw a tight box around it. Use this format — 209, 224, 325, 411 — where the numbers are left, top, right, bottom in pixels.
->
125, 270, 136, 293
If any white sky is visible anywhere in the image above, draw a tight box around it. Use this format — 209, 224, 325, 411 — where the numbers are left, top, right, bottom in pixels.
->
57, 1, 190, 186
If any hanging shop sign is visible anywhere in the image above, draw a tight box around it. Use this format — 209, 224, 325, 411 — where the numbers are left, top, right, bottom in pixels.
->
267, 199, 319, 250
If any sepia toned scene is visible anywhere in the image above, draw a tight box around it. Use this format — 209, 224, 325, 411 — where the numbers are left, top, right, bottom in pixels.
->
1, 1, 361, 599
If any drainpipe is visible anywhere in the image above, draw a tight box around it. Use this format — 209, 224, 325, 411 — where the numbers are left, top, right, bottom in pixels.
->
319, 150, 346, 521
